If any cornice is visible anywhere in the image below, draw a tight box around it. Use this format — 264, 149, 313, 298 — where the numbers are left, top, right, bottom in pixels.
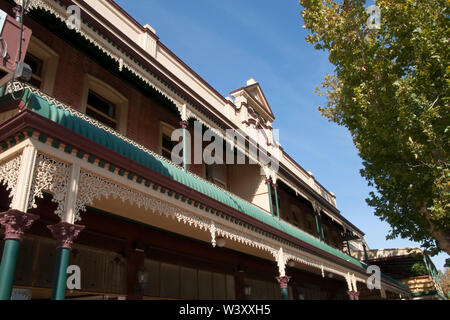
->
0, 109, 368, 276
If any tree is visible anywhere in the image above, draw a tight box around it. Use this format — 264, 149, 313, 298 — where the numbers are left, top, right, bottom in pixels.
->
410, 262, 428, 276
438, 268, 450, 298
299, 0, 449, 255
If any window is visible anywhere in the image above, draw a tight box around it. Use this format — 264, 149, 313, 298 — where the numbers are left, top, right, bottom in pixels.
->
24, 53, 43, 88
206, 164, 227, 189
160, 122, 182, 164
143, 259, 235, 299
306, 217, 314, 235
86, 90, 117, 129
24, 36, 59, 94
81, 75, 128, 133
289, 205, 300, 227
333, 236, 340, 249
322, 225, 328, 243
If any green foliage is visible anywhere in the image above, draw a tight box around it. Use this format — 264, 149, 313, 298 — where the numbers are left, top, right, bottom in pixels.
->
299, 0, 450, 254
411, 262, 428, 276
439, 268, 450, 298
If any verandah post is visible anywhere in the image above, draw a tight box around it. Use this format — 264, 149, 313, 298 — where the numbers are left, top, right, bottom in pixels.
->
0, 144, 39, 300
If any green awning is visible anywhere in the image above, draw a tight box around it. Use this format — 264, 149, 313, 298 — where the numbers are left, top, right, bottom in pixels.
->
6, 89, 408, 289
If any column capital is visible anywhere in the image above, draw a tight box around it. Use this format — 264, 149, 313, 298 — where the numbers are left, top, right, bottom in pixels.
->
347, 290, 360, 300
265, 178, 272, 185
0, 209, 39, 241
271, 183, 278, 189
12, 5, 22, 20
179, 120, 188, 129
48, 222, 85, 250
275, 275, 291, 289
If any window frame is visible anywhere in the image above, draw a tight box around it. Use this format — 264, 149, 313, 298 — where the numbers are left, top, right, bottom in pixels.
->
159, 121, 182, 164
86, 90, 118, 129
24, 36, 59, 94
81, 74, 128, 134
289, 204, 300, 227
205, 163, 227, 189
305, 215, 315, 235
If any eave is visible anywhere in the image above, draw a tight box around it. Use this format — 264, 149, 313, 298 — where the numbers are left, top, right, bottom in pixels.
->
0, 89, 411, 294
16, 0, 345, 229
0, 90, 367, 275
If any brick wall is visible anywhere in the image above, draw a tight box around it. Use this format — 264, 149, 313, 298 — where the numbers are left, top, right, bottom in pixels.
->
18, 9, 204, 175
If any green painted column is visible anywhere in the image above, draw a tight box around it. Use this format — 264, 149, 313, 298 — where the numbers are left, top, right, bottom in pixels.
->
423, 255, 431, 276
363, 243, 369, 264
51, 248, 71, 300
319, 214, 325, 241
314, 214, 322, 240
272, 183, 280, 220
346, 240, 352, 256
0, 210, 39, 300
422, 255, 439, 287
276, 276, 291, 300
266, 179, 274, 217
180, 121, 188, 171
48, 222, 85, 301
0, 240, 20, 300
281, 287, 289, 300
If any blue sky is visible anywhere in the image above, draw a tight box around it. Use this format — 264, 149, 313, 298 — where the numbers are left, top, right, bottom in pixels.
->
115, 0, 448, 270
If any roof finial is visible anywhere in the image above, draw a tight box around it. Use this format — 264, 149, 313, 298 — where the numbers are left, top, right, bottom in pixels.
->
246, 77, 257, 86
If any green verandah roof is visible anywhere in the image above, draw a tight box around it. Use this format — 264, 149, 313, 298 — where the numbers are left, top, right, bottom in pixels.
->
9, 88, 407, 289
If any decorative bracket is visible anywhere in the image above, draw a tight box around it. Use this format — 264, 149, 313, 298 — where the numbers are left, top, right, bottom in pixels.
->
210, 221, 216, 247
312, 200, 322, 214
27, 154, 70, 218
0, 154, 22, 204
276, 247, 288, 277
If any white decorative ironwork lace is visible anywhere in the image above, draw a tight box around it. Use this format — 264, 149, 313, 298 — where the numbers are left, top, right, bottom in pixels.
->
28, 153, 71, 218
0, 154, 22, 204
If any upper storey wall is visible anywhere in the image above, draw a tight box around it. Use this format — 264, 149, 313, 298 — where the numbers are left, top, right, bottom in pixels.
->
12, 0, 339, 213
73, 0, 341, 211
84, 0, 230, 119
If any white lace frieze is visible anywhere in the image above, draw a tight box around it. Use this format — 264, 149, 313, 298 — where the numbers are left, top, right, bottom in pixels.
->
28, 153, 71, 218
0, 153, 23, 205
76, 169, 187, 222
75, 170, 363, 283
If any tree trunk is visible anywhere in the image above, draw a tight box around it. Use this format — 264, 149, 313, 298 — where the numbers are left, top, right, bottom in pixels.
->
432, 229, 450, 256
420, 205, 450, 255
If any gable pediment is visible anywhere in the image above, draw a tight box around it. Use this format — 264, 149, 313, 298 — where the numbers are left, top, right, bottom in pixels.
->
230, 78, 275, 123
